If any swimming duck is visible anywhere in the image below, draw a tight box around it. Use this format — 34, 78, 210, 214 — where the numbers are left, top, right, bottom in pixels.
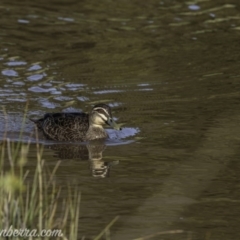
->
30, 104, 121, 141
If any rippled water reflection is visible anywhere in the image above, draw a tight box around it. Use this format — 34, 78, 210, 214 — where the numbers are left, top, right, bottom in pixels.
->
1, 0, 240, 239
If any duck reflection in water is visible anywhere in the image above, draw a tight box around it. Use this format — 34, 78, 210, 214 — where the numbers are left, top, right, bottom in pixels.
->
87, 142, 119, 178
50, 141, 119, 178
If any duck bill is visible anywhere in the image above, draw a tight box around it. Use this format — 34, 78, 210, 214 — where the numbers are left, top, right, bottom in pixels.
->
107, 118, 121, 130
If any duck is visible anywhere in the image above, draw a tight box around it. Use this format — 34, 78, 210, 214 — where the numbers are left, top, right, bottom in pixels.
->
30, 103, 121, 141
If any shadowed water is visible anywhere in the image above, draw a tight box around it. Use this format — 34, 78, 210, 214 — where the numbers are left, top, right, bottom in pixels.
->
1, 0, 240, 239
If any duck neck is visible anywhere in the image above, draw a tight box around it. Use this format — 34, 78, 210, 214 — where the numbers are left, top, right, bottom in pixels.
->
87, 119, 108, 141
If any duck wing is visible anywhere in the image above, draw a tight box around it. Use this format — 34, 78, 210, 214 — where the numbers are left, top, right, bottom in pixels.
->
31, 112, 89, 141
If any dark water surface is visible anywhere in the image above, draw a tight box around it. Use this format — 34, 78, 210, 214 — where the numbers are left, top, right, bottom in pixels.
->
1, 0, 240, 239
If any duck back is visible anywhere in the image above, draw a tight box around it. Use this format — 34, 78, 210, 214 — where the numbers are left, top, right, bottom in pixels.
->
31, 112, 89, 141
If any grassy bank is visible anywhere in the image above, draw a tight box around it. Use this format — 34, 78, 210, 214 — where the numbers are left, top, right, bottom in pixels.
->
0, 135, 81, 240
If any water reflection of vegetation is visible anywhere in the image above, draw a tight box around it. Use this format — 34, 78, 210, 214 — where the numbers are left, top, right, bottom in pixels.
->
50, 141, 119, 178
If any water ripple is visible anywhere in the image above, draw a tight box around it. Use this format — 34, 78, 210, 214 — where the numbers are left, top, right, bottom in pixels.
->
18, 19, 30, 24
58, 17, 74, 22
77, 96, 89, 102
188, 5, 200, 11
4, 61, 27, 66
54, 96, 73, 101
1, 69, 18, 77
28, 64, 42, 71
93, 90, 124, 94
12, 81, 25, 86
39, 99, 60, 109
180, 4, 235, 16
28, 86, 57, 93
27, 73, 46, 81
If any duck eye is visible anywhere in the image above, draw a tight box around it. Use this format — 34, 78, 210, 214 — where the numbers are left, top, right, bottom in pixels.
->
97, 109, 106, 115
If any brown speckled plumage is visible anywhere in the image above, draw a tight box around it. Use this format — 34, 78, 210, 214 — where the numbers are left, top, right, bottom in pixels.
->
30, 104, 120, 142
